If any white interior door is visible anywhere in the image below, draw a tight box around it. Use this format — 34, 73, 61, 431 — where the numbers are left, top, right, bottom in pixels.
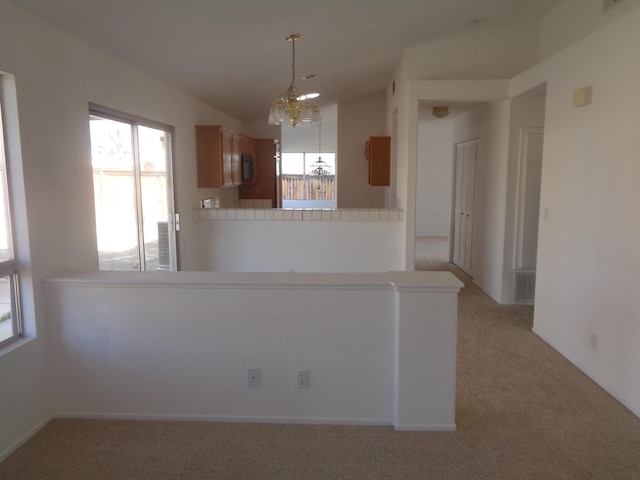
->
452, 139, 478, 275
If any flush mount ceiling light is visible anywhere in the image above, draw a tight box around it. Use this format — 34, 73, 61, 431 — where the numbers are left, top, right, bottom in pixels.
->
432, 106, 450, 119
268, 33, 322, 128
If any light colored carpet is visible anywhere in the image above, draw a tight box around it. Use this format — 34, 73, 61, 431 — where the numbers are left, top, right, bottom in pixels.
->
1, 260, 639, 479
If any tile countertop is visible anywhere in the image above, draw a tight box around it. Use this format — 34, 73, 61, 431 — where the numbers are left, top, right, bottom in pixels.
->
193, 208, 404, 222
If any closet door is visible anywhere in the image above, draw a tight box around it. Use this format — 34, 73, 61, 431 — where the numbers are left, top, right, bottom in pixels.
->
452, 139, 478, 275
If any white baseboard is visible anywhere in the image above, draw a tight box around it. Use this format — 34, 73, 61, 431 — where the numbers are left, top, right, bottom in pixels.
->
53, 412, 392, 427
0, 415, 52, 462
393, 422, 456, 432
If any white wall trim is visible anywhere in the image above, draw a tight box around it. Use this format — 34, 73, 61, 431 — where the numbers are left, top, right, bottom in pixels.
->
0, 415, 52, 462
53, 412, 392, 427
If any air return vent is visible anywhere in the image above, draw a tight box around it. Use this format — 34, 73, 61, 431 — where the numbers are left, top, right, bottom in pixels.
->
515, 269, 536, 304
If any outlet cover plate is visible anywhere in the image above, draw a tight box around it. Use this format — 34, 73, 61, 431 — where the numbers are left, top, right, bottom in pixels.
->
296, 369, 309, 388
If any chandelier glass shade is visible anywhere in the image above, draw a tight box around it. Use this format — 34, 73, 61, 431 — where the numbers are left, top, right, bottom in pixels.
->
268, 33, 322, 128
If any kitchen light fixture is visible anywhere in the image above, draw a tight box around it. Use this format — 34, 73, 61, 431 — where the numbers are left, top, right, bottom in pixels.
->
268, 33, 322, 128
432, 106, 450, 118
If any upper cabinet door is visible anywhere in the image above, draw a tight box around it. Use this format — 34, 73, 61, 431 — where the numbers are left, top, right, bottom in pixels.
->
366, 136, 391, 186
196, 125, 250, 188
221, 128, 234, 187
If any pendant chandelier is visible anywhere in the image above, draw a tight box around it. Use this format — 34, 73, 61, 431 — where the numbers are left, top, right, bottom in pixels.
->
268, 33, 322, 128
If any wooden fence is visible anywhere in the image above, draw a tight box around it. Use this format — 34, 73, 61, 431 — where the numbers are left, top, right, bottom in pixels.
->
282, 174, 335, 200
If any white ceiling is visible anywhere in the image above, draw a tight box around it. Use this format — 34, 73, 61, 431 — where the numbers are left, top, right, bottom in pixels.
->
6, 0, 563, 122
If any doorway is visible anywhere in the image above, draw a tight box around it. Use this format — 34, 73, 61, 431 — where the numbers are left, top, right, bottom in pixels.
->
513, 127, 543, 303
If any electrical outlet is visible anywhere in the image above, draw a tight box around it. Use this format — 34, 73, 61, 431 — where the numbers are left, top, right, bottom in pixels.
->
248, 368, 260, 387
296, 369, 309, 388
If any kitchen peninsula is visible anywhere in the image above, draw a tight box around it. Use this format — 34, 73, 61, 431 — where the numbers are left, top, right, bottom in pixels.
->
192, 207, 404, 272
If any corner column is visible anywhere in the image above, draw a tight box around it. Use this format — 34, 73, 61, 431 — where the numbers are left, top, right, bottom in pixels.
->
391, 271, 463, 431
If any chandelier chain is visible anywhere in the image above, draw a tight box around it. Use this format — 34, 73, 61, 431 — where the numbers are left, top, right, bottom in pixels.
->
268, 33, 321, 128
290, 37, 296, 91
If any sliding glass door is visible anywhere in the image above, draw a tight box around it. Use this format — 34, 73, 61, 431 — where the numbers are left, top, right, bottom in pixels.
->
89, 107, 177, 271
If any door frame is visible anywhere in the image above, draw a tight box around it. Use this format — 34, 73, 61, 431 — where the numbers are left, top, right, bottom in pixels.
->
89, 103, 178, 271
514, 127, 543, 270
451, 138, 478, 276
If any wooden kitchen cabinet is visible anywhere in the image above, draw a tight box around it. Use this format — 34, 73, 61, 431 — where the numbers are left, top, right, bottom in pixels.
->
365, 136, 391, 186
241, 136, 255, 159
239, 138, 281, 208
196, 125, 244, 187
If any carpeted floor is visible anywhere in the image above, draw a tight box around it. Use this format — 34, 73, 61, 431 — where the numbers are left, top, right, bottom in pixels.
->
1, 258, 639, 479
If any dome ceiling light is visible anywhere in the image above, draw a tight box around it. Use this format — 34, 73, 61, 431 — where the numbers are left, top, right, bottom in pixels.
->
432, 106, 450, 119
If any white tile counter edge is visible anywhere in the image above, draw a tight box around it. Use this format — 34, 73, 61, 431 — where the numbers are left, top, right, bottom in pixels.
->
193, 208, 404, 222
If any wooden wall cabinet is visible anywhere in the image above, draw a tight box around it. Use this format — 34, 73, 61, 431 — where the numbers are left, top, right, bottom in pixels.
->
241, 136, 256, 159
365, 136, 391, 186
239, 139, 280, 208
196, 125, 251, 188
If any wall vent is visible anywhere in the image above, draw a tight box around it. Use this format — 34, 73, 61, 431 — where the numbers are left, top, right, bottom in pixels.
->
515, 269, 536, 304
603, 0, 624, 12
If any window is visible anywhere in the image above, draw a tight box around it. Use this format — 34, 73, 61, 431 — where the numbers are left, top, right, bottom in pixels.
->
281, 152, 336, 208
89, 106, 177, 271
0, 87, 22, 348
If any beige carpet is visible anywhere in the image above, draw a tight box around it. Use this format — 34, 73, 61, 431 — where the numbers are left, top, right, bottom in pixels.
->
1, 263, 639, 479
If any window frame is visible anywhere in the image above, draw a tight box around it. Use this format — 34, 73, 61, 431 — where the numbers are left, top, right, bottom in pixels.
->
0, 77, 22, 349
281, 151, 336, 201
88, 104, 178, 272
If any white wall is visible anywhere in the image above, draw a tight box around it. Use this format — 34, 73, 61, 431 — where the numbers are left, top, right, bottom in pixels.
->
46, 275, 396, 425
540, 0, 640, 59
0, 0, 239, 457
44, 271, 462, 430
502, 90, 546, 302
470, 101, 512, 301
416, 110, 454, 237
337, 93, 389, 208
452, 108, 482, 145
513, 5, 640, 416
242, 119, 280, 142
191, 219, 404, 272
0, 68, 49, 461
406, 20, 541, 81
281, 105, 337, 154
